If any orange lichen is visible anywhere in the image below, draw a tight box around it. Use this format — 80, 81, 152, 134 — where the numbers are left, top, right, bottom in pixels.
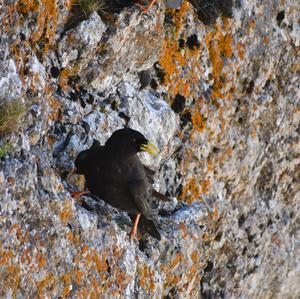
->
21, 249, 32, 265
92, 250, 108, 277
36, 252, 46, 270
0, 250, 14, 265
65, 231, 73, 241
47, 95, 62, 121
82, 245, 90, 255
36, 272, 57, 296
263, 36, 269, 45
192, 109, 206, 132
237, 42, 245, 59
201, 179, 211, 194
16, 0, 58, 52
60, 200, 73, 224
178, 222, 188, 238
4, 264, 21, 298
159, 2, 201, 102
59, 69, 72, 91
160, 253, 185, 289
75, 269, 83, 285
33, 0, 58, 50
191, 251, 199, 263
203, 232, 210, 242
60, 209, 73, 224
61, 273, 72, 297
212, 206, 219, 221
180, 177, 200, 204
205, 22, 234, 99
16, 0, 39, 15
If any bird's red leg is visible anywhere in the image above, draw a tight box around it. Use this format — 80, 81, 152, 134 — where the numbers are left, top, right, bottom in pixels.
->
135, 0, 157, 13
70, 191, 89, 199
130, 213, 141, 240
142, 0, 157, 13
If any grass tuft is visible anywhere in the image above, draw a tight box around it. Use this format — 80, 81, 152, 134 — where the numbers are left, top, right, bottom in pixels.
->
0, 100, 26, 137
72, 0, 107, 18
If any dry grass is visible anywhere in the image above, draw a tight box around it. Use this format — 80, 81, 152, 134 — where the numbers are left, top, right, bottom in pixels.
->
0, 100, 26, 137
72, 0, 107, 17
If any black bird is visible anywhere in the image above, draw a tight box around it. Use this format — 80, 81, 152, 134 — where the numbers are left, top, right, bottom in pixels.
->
73, 127, 167, 240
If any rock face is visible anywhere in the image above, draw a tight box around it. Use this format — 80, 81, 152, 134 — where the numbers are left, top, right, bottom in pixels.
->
0, 0, 299, 298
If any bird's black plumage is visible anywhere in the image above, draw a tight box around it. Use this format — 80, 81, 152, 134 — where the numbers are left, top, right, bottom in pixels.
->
75, 128, 166, 240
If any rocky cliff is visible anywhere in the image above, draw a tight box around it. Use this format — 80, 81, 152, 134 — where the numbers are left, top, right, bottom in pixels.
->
0, 0, 299, 298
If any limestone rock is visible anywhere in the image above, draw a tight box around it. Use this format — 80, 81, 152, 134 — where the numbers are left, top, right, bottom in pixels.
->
0, 0, 300, 298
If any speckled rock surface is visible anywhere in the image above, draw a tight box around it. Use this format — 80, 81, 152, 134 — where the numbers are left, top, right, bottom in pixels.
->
0, 0, 299, 298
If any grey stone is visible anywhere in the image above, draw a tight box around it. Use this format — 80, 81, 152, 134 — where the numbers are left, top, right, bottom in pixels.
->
0, 1, 300, 298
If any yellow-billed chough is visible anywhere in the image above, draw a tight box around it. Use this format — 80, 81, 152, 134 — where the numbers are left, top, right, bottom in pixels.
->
73, 127, 168, 240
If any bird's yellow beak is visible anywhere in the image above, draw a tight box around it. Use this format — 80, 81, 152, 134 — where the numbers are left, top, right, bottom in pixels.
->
140, 142, 159, 156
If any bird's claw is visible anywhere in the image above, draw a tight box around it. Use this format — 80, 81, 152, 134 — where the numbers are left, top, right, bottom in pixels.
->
70, 190, 89, 199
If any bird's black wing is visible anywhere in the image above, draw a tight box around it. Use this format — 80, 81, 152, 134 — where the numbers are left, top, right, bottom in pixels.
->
143, 165, 155, 184
143, 166, 155, 176
75, 145, 104, 175
152, 189, 170, 201
142, 166, 171, 201
128, 180, 157, 220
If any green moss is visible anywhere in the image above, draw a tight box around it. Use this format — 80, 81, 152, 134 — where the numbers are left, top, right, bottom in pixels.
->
0, 100, 26, 137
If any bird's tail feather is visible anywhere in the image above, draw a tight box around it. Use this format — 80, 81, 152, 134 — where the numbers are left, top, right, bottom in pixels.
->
152, 190, 170, 202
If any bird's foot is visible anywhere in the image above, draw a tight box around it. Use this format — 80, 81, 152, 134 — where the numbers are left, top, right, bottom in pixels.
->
70, 190, 89, 199
130, 213, 141, 240
136, 0, 157, 14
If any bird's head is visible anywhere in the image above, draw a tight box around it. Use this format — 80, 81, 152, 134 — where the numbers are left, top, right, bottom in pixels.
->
105, 128, 158, 156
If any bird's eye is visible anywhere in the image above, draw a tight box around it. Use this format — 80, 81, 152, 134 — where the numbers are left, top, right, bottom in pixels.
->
132, 138, 136, 143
